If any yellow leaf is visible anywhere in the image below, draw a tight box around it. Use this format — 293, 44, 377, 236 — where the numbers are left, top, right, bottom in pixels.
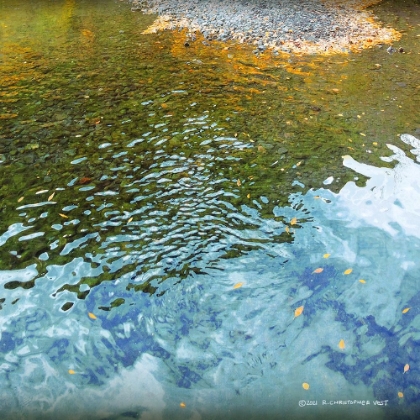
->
343, 268, 353, 275
237, 179, 241, 187
402, 308, 410, 314
247, 193, 251, 199
285, 226, 290, 234
359, 279, 366, 284
128, 217, 133, 223
180, 402, 186, 408
323, 253, 330, 259
68, 369, 75, 375
302, 382, 310, 390
88, 312, 97, 320
339, 339, 345, 350
233, 282, 243, 289
291, 217, 297, 225
18, 196, 24, 203
398, 392, 404, 398
373, 142, 378, 146
48, 192, 55, 201
59, 213, 69, 219
360, 133, 366, 137
404, 364, 409, 374
294, 306, 304, 318
313, 268, 323, 274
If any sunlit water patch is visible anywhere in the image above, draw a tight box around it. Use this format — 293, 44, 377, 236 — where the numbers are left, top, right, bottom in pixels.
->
1, 136, 420, 419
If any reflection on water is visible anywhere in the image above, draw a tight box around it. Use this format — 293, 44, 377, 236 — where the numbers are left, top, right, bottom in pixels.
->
1, 0, 420, 418
2, 135, 420, 419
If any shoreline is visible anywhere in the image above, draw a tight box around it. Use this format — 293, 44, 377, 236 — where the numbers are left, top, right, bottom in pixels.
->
130, 0, 401, 55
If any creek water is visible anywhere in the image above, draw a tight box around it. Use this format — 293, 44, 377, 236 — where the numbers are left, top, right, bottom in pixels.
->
1, 0, 420, 419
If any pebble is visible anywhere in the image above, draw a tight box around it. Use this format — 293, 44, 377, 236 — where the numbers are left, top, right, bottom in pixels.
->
131, 0, 401, 54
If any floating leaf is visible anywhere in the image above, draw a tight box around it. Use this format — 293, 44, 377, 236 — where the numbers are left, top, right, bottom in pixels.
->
398, 392, 404, 398
48, 192, 55, 201
236, 179, 241, 187
68, 369, 75, 375
290, 217, 297, 225
402, 308, 410, 314
313, 268, 323, 274
233, 282, 243, 289
339, 339, 345, 350
79, 177, 92, 185
285, 226, 290, 234
294, 306, 304, 318
180, 402, 186, 408
323, 253, 330, 259
88, 312, 97, 320
404, 364, 410, 374
343, 268, 353, 275
59, 213, 69, 219
128, 217, 133, 223
359, 279, 366, 284
302, 382, 310, 390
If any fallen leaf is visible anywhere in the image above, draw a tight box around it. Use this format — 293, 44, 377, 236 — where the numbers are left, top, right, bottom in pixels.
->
313, 268, 323, 274
339, 339, 345, 350
68, 369, 75, 375
79, 177, 92, 185
404, 364, 410, 374
36, 190, 48, 194
360, 133, 366, 137
323, 253, 330, 259
237, 179, 241, 187
291, 217, 297, 225
88, 312, 97, 320
402, 308, 410, 314
48, 192, 55, 201
233, 282, 243, 289
294, 305, 304, 318
359, 279, 366, 284
398, 392, 404, 398
247, 193, 251, 199
180, 402, 186, 408
302, 382, 310, 390
59, 213, 69, 219
373, 142, 378, 146
18, 197, 24, 202
128, 217, 133, 223
285, 226, 290, 234
343, 268, 353, 275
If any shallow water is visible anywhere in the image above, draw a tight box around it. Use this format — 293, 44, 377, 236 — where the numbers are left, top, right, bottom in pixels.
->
1, 0, 420, 418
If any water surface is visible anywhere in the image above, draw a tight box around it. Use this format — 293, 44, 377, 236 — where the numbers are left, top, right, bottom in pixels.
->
1, 0, 420, 418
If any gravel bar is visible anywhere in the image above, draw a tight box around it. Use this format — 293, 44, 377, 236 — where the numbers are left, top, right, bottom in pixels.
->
130, 0, 400, 54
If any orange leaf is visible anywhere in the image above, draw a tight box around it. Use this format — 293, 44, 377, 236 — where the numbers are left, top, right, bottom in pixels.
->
313, 268, 323, 274
233, 282, 243, 289
402, 308, 410, 314
404, 364, 410, 374
343, 268, 353, 275
398, 392, 404, 398
79, 177, 92, 185
88, 312, 97, 320
290, 217, 297, 225
59, 213, 69, 219
302, 382, 310, 390
294, 306, 304, 318
339, 339, 345, 350
180, 402, 186, 408
68, 369, 75, 375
